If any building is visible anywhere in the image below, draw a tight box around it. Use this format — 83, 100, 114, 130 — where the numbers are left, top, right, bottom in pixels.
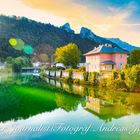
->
84, 44, 129, 72
32, 61, 41, 67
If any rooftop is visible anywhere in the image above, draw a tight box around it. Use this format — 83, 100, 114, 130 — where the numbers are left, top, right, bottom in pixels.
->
84, 44, 129, 56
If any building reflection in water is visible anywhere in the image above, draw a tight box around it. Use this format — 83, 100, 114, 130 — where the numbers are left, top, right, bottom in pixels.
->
45, 77, 140, 122
85, 96, 137, 122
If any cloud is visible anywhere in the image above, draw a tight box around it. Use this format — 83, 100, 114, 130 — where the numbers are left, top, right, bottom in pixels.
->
0, 0, 66, 25
22, 0, 136, 28
3, 0, 140, 46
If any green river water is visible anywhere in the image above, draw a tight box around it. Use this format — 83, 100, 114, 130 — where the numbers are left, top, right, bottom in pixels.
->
0, 74, 140, 140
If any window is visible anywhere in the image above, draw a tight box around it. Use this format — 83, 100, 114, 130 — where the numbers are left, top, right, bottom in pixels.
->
120, 54, 123, 58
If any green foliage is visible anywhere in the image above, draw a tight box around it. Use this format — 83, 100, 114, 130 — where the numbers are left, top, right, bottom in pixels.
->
89, 72, 99, 85
78, 66, 85, 72
100, 64, 140, 92
73, 79, 80, 84
106, 77, 127, 91
0, 15, 97, 61
83, 72, 89, 81
41, 66, 48, 71
6, 56, 32, 72
0, 67, 13, 75
55, 43, 81, 68
112, 69, 119, 79
128, 49, 140, 66
99, 78, 108, 88
40, 72, 47, 80
122, 64, 140, 92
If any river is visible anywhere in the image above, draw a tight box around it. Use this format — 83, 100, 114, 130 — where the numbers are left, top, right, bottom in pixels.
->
0, 74, 140, 140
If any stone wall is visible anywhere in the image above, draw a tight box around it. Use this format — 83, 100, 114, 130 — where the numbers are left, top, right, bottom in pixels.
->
44, 70, 111, 81
45, 70, 84, 80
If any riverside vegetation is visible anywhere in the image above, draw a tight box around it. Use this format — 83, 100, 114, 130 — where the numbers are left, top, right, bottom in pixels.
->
40, 64, 140, 93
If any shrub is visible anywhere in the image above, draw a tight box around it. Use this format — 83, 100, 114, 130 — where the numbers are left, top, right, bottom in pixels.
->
78, 66, 85, 72
73, 78, 80, 84
89, 72, 99, 85
99, 78, 107, 88
47, 67, 58, 70
40, 72, 47, 79
41, 66, 49, 71
83, 72, 89, 81
123, 64, 140, 92
106, 77, 127, 91
112, 69, 119, 79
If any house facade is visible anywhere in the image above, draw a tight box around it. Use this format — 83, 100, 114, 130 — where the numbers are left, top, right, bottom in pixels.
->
84, 44, 128, 72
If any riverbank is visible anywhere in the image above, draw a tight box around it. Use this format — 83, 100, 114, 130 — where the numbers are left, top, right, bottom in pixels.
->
40, 64, 140, 93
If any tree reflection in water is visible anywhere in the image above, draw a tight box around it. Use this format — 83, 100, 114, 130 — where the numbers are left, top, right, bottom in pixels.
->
0, 75, 140, 123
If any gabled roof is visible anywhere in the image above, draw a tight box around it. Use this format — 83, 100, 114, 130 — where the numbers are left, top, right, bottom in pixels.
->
84, 44, 129, 56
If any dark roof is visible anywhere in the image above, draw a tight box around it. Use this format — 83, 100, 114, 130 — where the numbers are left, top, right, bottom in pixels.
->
84, 44, 129, 56
101, 60, 116, 65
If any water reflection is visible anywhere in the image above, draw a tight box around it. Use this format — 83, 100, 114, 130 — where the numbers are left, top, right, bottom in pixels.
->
0, 75, 140, 124
85, 96, 129, 122
45, 77, 140, 121
0, 75, 83, 122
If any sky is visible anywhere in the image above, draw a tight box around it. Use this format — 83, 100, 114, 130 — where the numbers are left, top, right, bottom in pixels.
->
0, 0, 140, 46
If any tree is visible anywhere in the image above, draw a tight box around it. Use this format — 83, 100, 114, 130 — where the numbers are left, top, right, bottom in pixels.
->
6, 57, 32, 72
122, 64, 140, 92
55, 43, 81, 68
36, 44, 54, 63
128, 49, 140, 66
39, 53, 48, 63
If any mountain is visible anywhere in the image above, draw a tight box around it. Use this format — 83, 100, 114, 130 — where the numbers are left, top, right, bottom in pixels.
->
60, 23, 74, 34
80, 27, 115, 45
79, 27, 140, 52
0, 16, 98, 61
107, 38, 140, 52
0, 15, 138, 62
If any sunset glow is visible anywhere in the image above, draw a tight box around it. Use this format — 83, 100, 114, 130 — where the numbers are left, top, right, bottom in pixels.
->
0, 0, 140, 46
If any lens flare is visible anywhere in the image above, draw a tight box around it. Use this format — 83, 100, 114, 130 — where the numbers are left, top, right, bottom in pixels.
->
9, 38, 17, 46
24, 45, 34, 55
13, 39, 25, 50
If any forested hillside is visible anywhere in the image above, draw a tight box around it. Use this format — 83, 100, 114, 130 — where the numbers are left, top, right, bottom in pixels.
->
0, 15, 98, 61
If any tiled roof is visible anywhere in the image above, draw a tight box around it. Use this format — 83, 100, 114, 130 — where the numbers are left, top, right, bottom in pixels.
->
84, 45, 129, 56
101, 60, 116, 65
